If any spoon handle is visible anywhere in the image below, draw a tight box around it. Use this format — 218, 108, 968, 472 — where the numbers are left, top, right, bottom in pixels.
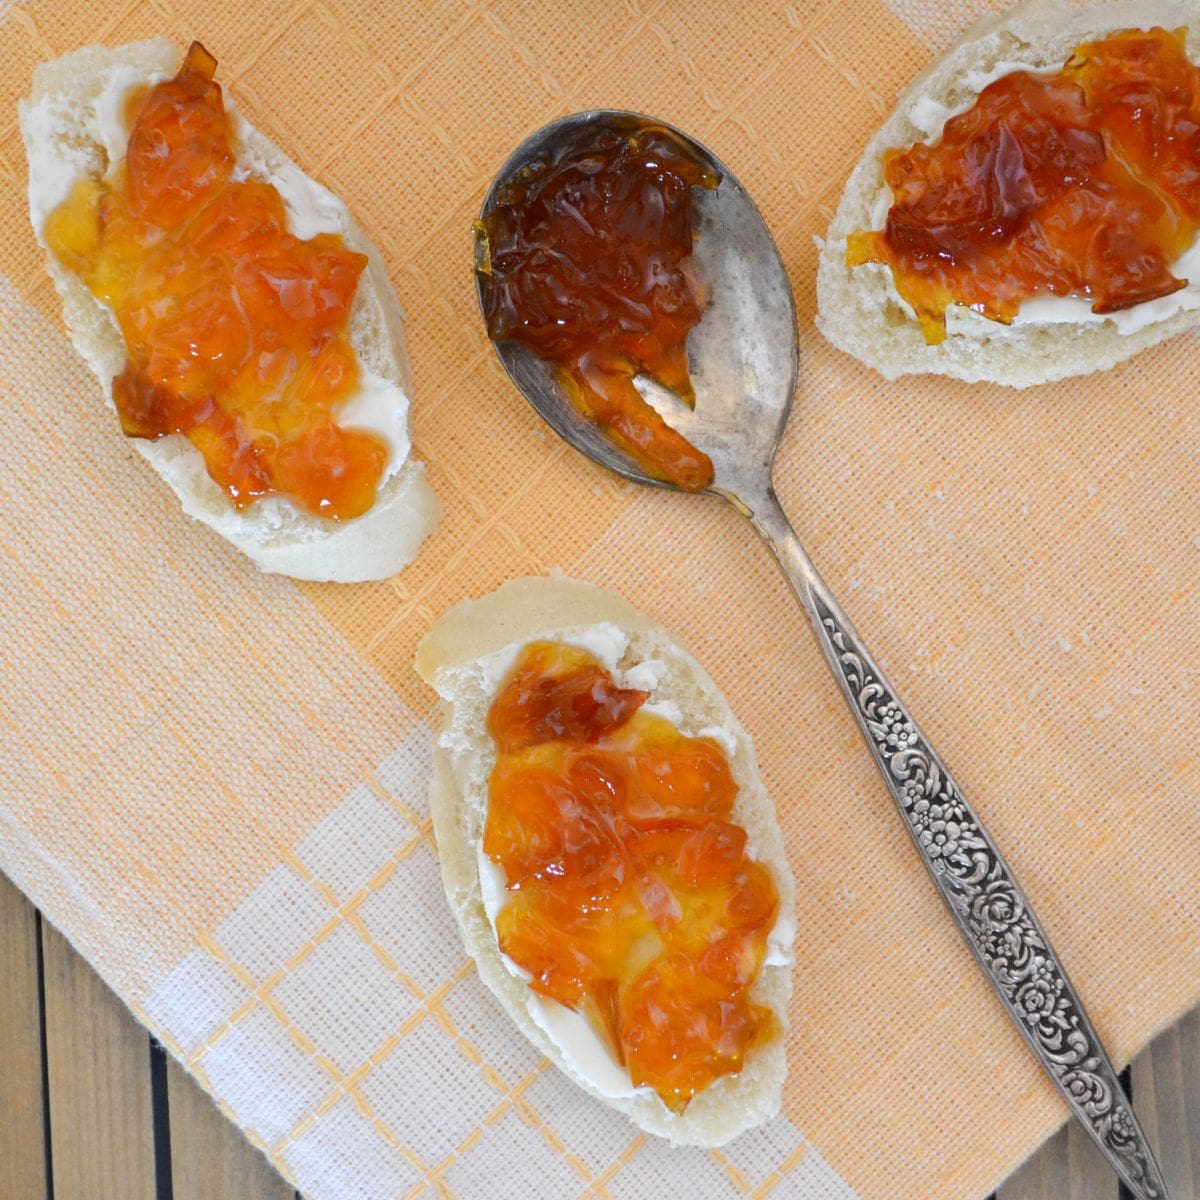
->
742, 486, 1169, 1200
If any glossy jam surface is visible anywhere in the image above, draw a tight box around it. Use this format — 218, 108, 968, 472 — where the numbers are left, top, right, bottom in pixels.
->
847, 28, 1200, 343
485, 641, 779, 1111
479, 123, 719, 491
43, 42, 387, 520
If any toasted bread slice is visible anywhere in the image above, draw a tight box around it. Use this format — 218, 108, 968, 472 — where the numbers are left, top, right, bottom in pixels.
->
816, 0, 1200, 387
20, 39, 439, 580
416, 576, 795, 1146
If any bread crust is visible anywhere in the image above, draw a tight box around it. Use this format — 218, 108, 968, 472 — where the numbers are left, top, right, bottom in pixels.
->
19, 39, 439, 580
816, 0, 1200, 387
416, 576, 795, 1146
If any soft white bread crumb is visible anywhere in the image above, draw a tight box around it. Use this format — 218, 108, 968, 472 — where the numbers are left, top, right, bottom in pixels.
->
415, 576, 795, 1146
816, 0, 1200, 388
19, 39, 439, 581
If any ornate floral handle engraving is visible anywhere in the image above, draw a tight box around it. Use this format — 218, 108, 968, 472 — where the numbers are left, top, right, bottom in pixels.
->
745, 490, 1169, 1200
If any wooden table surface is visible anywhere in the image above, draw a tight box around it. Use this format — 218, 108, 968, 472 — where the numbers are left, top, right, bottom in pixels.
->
2, 870, 1196, 1200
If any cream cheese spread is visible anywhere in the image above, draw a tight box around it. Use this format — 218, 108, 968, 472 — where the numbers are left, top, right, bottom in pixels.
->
867, 57, 1200, 335
474, 624, 792, 1100
41, 67, 411, 495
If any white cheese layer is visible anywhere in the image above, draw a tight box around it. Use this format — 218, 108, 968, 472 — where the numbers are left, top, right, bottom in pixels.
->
42, 67, 410, 487
475, 625, 792, 1100
97, 66, 167, 179
906, 60, 1059, 143
477, 847, 646, 1099
868, 56, 1200, 336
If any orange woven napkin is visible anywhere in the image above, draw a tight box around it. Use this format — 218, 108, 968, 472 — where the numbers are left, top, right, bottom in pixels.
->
2, 2, 1198, 1198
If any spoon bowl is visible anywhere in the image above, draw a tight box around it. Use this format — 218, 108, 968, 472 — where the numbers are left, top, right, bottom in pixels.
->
474, 110, 1170, 1200
474, 109, 797, 497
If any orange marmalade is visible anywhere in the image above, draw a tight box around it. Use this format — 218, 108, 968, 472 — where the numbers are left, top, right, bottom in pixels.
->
484, 641, 780, 1111
43, 42, 387, 520
847, 28, 1200, 343
478, 122, 718, 491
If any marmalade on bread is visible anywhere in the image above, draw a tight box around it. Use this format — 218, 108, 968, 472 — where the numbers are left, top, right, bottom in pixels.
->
847, 28, 1200, 344
478, 121, 717, 491
43, 42, 387, 520
484, 641, 779, 1112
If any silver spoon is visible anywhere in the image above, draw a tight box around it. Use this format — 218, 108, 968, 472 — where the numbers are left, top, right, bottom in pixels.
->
474, 109, 1169, 1200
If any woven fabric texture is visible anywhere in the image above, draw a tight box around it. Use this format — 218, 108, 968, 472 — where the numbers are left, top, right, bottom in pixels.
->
1, 2, 1198, 1199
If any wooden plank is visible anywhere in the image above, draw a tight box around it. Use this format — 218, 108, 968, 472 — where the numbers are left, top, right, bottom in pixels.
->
167, 1054, 297, 1200
0, 873, 48, 1200
41, 920, 157, 1200
997, 1120, 1120, 1200
1132, 1009, 1200, 1200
